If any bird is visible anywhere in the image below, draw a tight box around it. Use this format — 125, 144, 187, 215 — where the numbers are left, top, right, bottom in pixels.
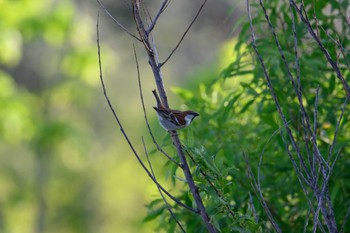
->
152, 89, 199, 132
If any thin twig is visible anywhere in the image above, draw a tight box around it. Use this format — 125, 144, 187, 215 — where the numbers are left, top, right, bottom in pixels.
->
289, 1, 301, 95
159, 0, 208, 67
96, 8, 196, 213
316, 22, 350, 55
313, 86, 320, 139
257, 120, 309, 186
243, 152, 282, 233
142, 137, 186, 233
340, 203, 350, 233
96, 0, 141, 41
303, 208, 311, 233
171, 132, 218, 232
249, 192, 259, 223
147, 0, 172, 34
312, 86, 320, 174
327, 97, 348, 163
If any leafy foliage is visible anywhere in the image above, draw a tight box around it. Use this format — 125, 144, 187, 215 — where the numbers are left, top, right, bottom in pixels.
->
146, 0, 350, 232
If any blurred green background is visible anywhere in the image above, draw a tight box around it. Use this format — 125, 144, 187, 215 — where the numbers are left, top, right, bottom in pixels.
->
0, 0, 242, 232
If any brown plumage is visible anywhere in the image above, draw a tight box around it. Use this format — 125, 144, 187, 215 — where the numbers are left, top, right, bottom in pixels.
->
152, 89, 199, 131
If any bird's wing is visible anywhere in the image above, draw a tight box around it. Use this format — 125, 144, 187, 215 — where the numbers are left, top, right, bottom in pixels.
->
153, 107, 183, 126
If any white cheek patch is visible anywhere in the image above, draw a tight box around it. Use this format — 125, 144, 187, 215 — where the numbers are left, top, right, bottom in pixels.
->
184, 115, 194, 126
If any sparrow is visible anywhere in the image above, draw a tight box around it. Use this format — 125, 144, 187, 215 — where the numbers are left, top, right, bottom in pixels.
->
152, 89, 199, 132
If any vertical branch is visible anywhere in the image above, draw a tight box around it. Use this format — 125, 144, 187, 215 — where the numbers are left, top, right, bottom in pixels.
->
131, 0, 169, 107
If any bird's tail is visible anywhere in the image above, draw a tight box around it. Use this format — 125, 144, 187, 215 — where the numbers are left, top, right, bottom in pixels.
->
152, 89, 162, 108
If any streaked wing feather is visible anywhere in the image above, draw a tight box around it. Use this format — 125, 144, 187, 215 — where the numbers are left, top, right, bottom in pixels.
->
154, 107, 183, 126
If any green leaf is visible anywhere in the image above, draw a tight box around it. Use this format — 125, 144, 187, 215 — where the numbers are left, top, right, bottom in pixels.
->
239, 99, 255, 114
171, 87, 194, 100
143, 207, 165, 222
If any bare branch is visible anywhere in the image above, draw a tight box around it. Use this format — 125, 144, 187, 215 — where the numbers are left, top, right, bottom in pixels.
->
313, 87, 320, 137
315, 20, 350, 56
96, 0, 141, 41
249, 192, 259, 223
303, 208, 311, 233
257, 120, 309, 186
159, 0, 208, 67
171, 132, 218, 233
289, 1, 301, 94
